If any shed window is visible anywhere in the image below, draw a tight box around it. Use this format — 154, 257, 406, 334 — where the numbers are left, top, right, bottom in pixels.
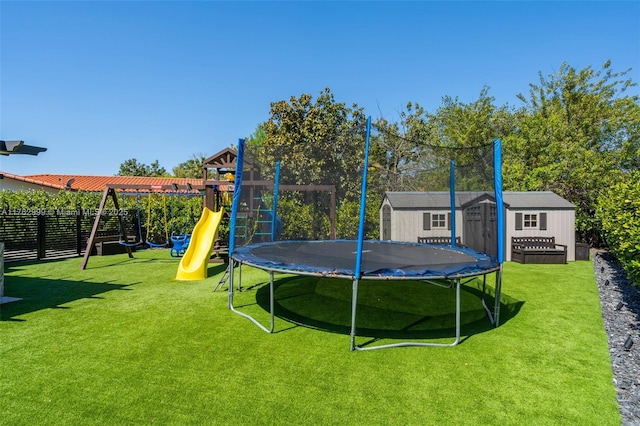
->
515, 212, 548, 230
432, 213, 447, 229
524, 214, 537, 228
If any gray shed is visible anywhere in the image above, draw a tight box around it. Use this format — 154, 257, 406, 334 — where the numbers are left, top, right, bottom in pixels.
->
380, 191, 576, 261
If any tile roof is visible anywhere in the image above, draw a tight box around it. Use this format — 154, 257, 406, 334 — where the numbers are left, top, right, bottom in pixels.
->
18, 173, 204, 192
0, 171, 67, 190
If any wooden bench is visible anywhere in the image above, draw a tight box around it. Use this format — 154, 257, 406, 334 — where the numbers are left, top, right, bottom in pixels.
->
511, 236, 567, 264
418, 236, 462, 246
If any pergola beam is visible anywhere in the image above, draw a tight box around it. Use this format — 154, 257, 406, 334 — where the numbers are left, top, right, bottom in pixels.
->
0, 140, 47, 156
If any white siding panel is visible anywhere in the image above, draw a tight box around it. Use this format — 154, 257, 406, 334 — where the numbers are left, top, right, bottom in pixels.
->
391, 209, 463, 243
506, 209, 575, 261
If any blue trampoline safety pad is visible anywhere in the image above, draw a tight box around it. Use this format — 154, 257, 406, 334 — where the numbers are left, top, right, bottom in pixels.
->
232, 240, 500, 279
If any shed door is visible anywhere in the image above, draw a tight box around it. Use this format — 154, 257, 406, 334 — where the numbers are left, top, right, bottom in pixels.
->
463, 201, 497, 257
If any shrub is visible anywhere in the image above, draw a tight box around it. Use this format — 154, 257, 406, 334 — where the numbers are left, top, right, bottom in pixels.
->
596, 171, 640, 284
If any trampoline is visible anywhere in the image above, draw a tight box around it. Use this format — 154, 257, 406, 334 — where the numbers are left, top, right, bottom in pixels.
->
224, 119, 505, 351
228, 240, 502, 350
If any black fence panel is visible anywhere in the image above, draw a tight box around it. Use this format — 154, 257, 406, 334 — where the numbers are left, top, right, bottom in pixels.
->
0, 211, 139, 262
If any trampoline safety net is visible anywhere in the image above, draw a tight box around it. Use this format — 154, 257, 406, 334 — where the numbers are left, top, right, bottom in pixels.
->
229, 117, 503, 265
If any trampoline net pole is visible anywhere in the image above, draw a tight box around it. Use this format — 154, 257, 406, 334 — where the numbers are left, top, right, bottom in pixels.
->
449, 160, 456, 247
354, 116, 372, 280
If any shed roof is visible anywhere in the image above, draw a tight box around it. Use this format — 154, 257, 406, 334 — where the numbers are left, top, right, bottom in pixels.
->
503, 191, 575, 209
384, 191, 575, 210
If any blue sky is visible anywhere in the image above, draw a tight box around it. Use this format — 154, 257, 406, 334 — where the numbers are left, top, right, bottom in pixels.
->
1, 1, 639, 177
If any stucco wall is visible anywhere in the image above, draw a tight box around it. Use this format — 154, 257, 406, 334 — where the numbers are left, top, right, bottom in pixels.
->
0, 177, 59, 194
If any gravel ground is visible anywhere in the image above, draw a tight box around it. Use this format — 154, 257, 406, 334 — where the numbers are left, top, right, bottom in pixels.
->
593, 251, 640, 425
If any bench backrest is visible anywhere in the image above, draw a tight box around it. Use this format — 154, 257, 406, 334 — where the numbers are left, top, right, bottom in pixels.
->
418, 236, 462, 245
512, 236, 556, 248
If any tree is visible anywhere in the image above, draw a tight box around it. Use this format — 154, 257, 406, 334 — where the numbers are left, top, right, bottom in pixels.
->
245, 124, 267, 147
373, 88, 516, 192
369, 102, 433, 192
253, 88, 371, 238
148, 160, 168, 177
258, 88, 367, 200
505, 60, 640, 245
173, 154, 206, 178
116, 158, 168, 176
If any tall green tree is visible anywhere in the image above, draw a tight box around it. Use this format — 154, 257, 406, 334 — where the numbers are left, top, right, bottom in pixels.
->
370, 102, 433, 192
417, 87, 516, 191
254, 88, 371, 238
245, 125, 267, 147
117, 159, 168, 176
258, 88, 367, 200
505, 60, 639, 244
173, 154, 206, 178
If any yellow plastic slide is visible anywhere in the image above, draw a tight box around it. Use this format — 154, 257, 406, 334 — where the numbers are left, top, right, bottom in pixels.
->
175, 207, 225, 281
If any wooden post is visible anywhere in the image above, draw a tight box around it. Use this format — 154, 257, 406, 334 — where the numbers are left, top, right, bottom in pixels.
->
80, 187, 132, 270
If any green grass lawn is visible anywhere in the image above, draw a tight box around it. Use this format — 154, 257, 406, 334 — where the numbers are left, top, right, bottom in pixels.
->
1, 250, 620, 425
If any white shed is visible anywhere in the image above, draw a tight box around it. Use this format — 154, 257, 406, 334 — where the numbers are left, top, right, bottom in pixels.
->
380, 191, 576, 261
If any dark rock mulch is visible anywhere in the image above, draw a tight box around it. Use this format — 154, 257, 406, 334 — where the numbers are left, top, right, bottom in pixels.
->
593, 251, 640, 425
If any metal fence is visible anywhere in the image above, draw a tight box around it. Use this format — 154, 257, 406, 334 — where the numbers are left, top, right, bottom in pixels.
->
0, 211, 137, 262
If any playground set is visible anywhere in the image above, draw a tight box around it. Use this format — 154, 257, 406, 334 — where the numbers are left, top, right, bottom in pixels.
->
79, 147, 317, 280
80, 148, 239, 274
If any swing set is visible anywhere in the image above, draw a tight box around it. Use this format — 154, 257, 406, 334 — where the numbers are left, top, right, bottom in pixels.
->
80, 183, 202, 270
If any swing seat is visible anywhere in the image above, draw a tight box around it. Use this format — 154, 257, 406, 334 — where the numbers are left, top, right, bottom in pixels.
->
170, 234, 191, 257
119, 238, 144, 248
117, 233, 144, 247
146, 240, 169, 249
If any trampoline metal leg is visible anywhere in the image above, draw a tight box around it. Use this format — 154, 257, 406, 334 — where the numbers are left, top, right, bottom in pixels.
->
480, 266, 503, 327
480, 274, 494, 325
353, 278, 461, 351
349, 279, 359, 351
494, 264, 503, 327
227, 260, 235, 310
228, 261, 275, 334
